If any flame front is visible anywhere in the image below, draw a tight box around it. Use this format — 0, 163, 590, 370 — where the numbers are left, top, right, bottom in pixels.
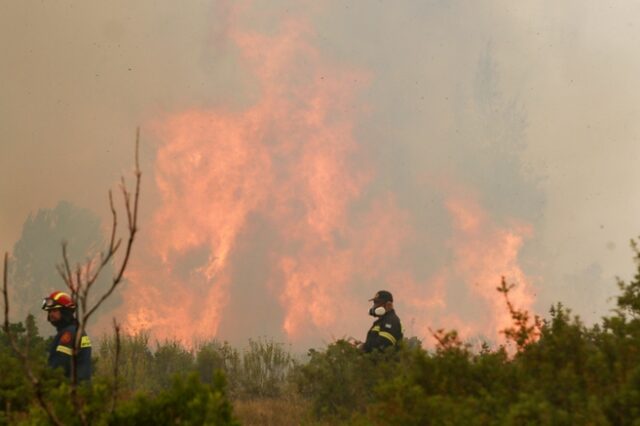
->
121, 15, 372, 343
120, 11, 537, 347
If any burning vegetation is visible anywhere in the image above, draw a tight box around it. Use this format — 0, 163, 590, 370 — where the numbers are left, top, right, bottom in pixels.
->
109, 10, 537, 349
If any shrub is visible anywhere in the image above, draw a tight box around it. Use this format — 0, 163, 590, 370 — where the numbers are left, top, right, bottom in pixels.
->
0, 316, 47, 424
110, 372, 238, 425
237, 338, 295, 399
152, 340, 195, 391
293, 340, 395, 420
96, 332, 154, 395
195, 340, 240, 391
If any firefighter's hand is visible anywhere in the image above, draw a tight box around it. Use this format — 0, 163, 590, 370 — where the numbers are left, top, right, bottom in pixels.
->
346, 336, 362, 347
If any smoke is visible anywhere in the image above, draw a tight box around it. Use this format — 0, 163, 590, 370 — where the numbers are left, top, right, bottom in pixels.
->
114, 2, 538, 347
3, 1, 640, 347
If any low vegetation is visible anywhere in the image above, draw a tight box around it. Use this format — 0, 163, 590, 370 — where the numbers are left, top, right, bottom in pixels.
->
2, 240, 640, 425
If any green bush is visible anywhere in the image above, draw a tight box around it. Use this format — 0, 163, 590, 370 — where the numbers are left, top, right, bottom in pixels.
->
6, 239, 640, 425
195, 340, 240, 391
293, 340, 394, 420
152, 340, 195, 391
110, 372, 238, 425
0, 315, 48, 425
96, 332, 154, 394
288, 239, 640, 425
237, 338, 295, 399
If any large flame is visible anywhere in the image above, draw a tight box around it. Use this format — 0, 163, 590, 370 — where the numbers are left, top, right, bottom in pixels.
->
389, 186, 535, 345
446, 190, 535, 340
119, 10, 536, 347
121, 15, 372, 343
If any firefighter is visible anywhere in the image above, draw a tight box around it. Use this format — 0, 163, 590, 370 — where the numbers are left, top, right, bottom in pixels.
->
361, 290, 403, 353
42, 291, 92, 381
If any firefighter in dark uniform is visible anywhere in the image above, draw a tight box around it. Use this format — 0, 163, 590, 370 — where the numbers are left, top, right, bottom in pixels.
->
361, 290, 403, 353
42, 291, 92, 381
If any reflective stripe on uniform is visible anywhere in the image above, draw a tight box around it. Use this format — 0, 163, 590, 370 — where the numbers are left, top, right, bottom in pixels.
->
81, 336, 91, 348
56, 345, 73, 355
371, 325, 381, 332
378, 331, 397, 345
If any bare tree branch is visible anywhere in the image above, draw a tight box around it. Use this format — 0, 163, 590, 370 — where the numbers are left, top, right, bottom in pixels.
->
2, 130, 142, 424
82, 130, 140, 323
107, 190, 118, 255
44, 130, 142, 424
498, 276, 542, 352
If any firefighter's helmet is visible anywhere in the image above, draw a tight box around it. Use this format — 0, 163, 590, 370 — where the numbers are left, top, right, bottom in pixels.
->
42, 291, 76, 311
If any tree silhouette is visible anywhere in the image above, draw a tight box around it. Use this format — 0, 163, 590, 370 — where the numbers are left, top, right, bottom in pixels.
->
9, 201, 120, 332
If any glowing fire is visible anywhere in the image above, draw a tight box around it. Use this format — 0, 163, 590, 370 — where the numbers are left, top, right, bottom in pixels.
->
121, 14, 373, 343
388, 188, 535, 346
446, 191, 535, 341
118, 9, 536, 347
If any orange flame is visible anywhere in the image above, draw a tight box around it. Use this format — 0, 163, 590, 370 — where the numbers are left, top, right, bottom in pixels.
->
116, 9, 537, 348
446, 191, 535, 342
121, 14, 373, 344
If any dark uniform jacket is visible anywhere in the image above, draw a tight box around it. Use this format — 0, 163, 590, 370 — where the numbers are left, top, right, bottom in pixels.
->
48, 323, 92, 381
362, 309, 403, 353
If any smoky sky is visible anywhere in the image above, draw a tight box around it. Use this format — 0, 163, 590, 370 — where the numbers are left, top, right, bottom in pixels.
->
2, 1, 640, 345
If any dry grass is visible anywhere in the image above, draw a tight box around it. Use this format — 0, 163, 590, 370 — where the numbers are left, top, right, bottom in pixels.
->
233, 397, 316, 426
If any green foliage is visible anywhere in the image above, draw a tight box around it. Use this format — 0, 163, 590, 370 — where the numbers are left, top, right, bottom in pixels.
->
0, 315, 48, 425
17, 373, 238, 426
236, 338, 295, 399
193, 338, 296, 399
293, 340, 391, 420
110, 372, 238, 425
194, 340, 241, 395
3, 329, 239, 425
289, 238, 640, 425
7, 238, 640, 425
95, 335, 295, 401
498, 277, 542, 351
96, 332, 154, 394
152, 341, 195, 391
615, 240, 640, 318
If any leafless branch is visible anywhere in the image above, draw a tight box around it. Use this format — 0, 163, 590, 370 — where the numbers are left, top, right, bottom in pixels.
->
428, 327, 447, 348
56, 242, 74, 293
2, 130, 142, 424
45, 129, 141, 424
82, 130, 140, 323
107, 190, 118, 254
498, 276, 542, 352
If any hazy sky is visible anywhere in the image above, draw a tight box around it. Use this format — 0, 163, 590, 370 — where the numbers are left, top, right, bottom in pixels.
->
2, 1, 639, 347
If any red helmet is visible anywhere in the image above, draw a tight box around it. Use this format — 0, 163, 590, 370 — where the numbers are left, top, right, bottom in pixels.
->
42, 291, 76, 311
